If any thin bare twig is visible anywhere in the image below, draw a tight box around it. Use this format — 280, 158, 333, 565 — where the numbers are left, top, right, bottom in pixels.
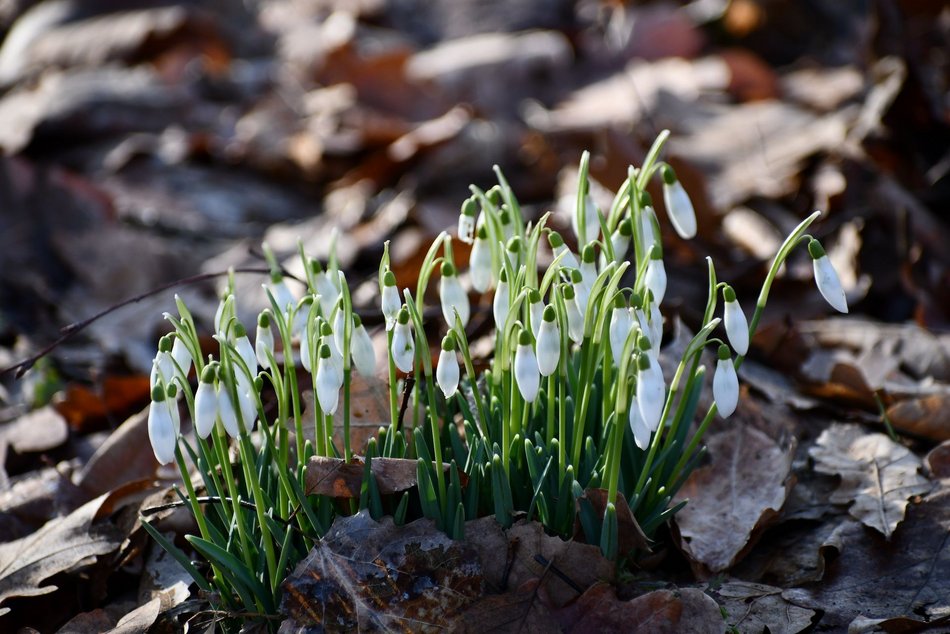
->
1, 266, 304, 379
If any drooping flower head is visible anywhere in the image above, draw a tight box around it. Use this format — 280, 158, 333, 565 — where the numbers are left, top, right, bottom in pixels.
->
808, 239, 848, 314
194, 363, 219, 439
255, 310, 275, 370
469, 224, 493, 293
536, 305, 561, 377
644, 244, 667, 306
514, 329, 540, 402
439, 261, 470, 327
391, 307, 415, 373
458, 196, 477, 244
661, 165, 697, 240
722, 285, 749, 356
381, 269, 401, 331
436, 333, 460, 399
350, 314, 377, 377
713, 344, 739, 418
548, 231, 579, 271
148, 384, 178, 465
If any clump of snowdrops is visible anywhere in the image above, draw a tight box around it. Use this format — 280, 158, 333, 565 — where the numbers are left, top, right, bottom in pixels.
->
143, 131, 848, 625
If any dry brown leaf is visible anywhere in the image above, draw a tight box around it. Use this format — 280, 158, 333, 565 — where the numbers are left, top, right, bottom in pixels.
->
887, 395, 950, 442
784, 486, 950, 630
926, 440, 950, 479
1, 405, 68, 454
75, 407, 158, 496
810, 423, 932, 538
451, 583, 561, 634
280, 511, 483, 632
708, 580, 815, 634
673, 422, 796, 575
0, 492, 123, 615
555, 583, 725, 634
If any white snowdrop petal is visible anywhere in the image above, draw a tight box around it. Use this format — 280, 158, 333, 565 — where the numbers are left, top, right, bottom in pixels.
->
492, 282, 510, 331
148, 400, 177, 465
440, 276, 470, 327
391, 322, 415, 373
217, 386, 240, 438
436, 349, 460, 399
514, 344, 540, 402
536, 320, 561, 377
663, 180, 697, 240
171, 338, 193, 377
469, 238, 492, 292
382, 285, 401, 330
637, 363, 665, 431
713, 358, 740, 418
813, 256, 849, 314
566, 298, 584, 344
645, 259, 667, 306
316, 358, 340, 414
194, 382, 218, 439
351, 326, 377, 376
628, 397, 651, 450
609, 307, 633, 363
723, 300, 750, 356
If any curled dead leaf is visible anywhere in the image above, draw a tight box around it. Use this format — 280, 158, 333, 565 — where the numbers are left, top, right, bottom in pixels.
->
810, 423, 932, 538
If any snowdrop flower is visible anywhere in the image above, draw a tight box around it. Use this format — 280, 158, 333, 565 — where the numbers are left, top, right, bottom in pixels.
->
193, 364, 218, 439
381, 270, 401, 330
232, 323, 257, 380
149, 335, 174, 390
469, 225, 493, 292
391, 307, 415, 373
528, 289, 544, 339
458, 197, 477, 244
536, 305, 561, 376
350, 315, 377, 377
255, 310, 275, 370
548, 231, 579, 271
440, 262, 470, 327
722, 285, 749, 356
148, 385, 178, 465
636, 354, 665, 432
608, 295, 633, 364
580, 243, 597, 291
573, 194, 600, 246
493, 268, 510, 331
170, 336, 193, 380
514, 329, 540, 402
562, 283, 584, 344
316, 343, 341, 414
436, 333, 460, 399
311, 260, 340, 316
268, 271, 296, 316
661, 166, 697, 240
713, 344, 739, 418
644, 245, 667, 306
628, 394, 651, 450
808, 239, 849, 314
602, 217, 633, 268
570, 269, 589, 314
217, 383, 240, 438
